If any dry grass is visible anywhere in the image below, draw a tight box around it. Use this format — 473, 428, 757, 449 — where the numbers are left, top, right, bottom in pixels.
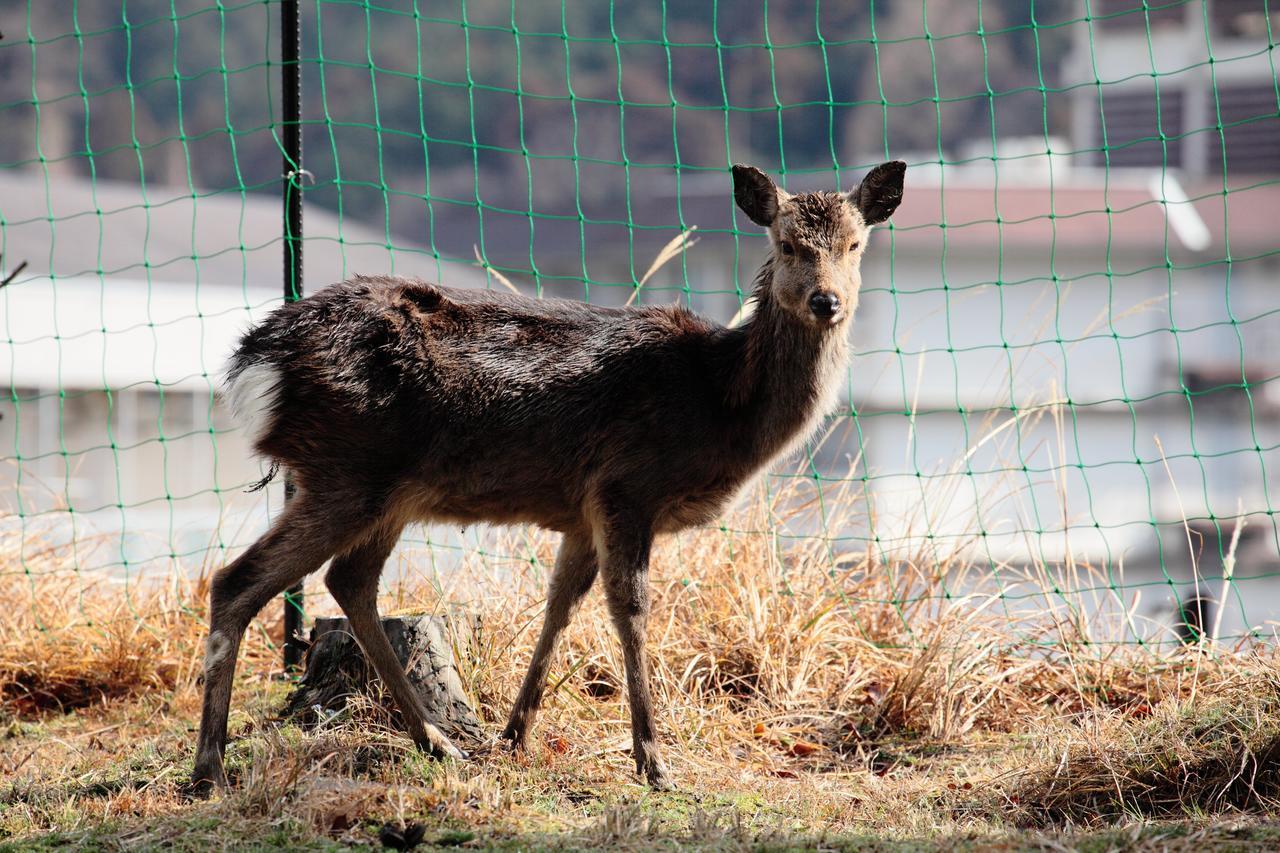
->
1, 476, 1279, 848
0, 522, 278, 718
997, 663, 1280, 825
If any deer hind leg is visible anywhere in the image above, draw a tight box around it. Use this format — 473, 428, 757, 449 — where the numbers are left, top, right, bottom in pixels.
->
597, 515, 673, 790
325, 525, 465, 761
502, 528, 598, 748
192, 491, 367, 792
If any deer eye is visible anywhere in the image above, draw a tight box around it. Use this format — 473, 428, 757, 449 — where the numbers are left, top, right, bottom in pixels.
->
779, 241, 795, 256
847, 241, 860, 253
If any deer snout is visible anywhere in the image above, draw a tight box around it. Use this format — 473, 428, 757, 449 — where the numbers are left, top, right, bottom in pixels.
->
808, 291, 841, 322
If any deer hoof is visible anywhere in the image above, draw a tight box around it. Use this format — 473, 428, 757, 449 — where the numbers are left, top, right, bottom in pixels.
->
640, 755, 675, 791
185, 778, 216, 800
646, 768, 676, 791
498, 724, 527, 751
417, 723, 467, 761
428, 737, 467, 762
186, 765, 227, 799
635, 742, 674, 790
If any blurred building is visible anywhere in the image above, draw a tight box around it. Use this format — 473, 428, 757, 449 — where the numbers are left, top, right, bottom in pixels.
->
0, 171, 489, 569
1, 0, 1277, 640
1067, 0, 1280, 175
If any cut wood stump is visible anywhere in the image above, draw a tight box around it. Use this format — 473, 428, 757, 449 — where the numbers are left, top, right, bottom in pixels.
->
283, 614, 484, 745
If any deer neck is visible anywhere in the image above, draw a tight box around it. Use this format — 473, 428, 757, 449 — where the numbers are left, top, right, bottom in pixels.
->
725, 262, 851, 465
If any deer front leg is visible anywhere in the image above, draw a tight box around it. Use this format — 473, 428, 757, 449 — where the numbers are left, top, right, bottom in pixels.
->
597, 514, 673, 790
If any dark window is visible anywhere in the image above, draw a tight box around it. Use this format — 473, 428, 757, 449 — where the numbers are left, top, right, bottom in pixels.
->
1208, 84, 1280, 174
1095, 0, 1191, 30
1213, 0, 1279, 38
1095, 88, 1185, 167
1181, 364, 1268, 412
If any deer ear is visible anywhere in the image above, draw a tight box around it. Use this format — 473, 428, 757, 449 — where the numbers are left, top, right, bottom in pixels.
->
848, 160, 906, 225
732, 164, 782, 227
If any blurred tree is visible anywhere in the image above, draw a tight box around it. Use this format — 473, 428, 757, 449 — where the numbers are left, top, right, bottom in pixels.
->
0, 0, 1072, 227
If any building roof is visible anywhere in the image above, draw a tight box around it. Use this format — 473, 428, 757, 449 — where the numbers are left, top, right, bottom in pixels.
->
413, 166, 1280, 279
0, 170, 490, 391
0, 170, 489, 289
4, 166, 1275, 390
1, 275, 280, 391
881, 172, 1278, 259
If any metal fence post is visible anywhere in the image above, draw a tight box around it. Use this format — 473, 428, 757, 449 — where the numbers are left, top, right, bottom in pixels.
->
281, 0, 305, 672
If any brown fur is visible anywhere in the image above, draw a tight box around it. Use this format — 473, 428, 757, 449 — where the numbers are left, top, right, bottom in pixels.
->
191, 162, 905, 792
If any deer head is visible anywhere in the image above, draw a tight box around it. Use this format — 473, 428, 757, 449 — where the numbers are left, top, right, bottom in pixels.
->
733, 161, 905, 328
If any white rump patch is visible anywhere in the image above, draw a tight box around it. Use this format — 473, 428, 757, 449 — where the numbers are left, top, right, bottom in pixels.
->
224, 361, 281, 454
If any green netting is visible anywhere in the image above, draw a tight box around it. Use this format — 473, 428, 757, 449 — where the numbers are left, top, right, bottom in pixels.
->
1, 0, 1278, 651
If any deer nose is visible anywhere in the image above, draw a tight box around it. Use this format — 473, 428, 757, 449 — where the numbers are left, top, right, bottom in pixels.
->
808, 291, 841, 320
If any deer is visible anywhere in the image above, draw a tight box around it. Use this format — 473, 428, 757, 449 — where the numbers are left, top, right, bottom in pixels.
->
192, 161, 905, 792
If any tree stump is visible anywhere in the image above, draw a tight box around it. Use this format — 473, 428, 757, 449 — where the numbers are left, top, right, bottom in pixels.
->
283, 614, 484, 745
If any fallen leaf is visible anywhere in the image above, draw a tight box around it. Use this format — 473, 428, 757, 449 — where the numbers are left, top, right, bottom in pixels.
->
788, 740, 821, 757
